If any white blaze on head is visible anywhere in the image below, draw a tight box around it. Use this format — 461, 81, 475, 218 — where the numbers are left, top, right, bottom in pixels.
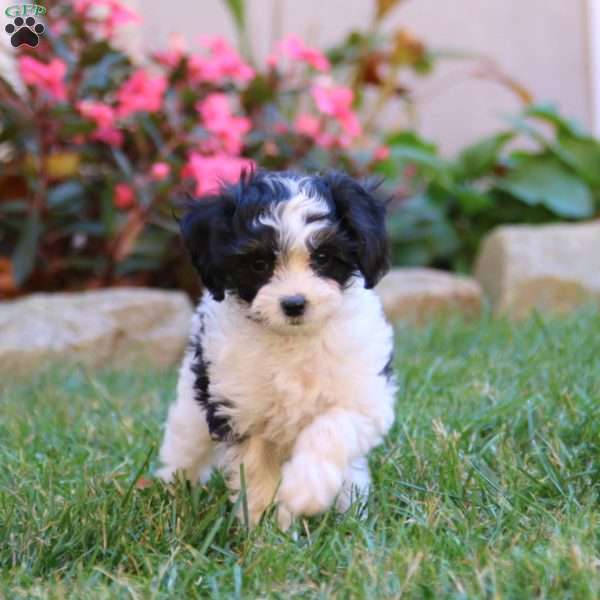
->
258, 178, 331, 254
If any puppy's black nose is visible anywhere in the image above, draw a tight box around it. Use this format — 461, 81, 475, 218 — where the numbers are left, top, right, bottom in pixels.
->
280, 294, 307, 317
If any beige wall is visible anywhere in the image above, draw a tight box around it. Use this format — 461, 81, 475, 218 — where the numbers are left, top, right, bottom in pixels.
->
141, 0, 591, 154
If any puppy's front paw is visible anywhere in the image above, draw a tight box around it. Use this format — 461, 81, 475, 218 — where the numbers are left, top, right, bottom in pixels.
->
276, 503, 294, 531
277, 454, 343, 518
156, 465, 178, 483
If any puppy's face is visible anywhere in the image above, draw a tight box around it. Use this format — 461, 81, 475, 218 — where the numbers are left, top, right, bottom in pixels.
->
181, 171, 389, 335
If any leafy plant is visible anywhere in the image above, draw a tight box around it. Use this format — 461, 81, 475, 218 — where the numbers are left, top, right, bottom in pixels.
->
376, 105, 600, 270
0, 0, 445, 297
1, 0, 592, 297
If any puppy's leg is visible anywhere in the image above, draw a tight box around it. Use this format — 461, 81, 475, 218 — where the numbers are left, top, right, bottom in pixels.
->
157, 400, 216, 484
225, 437, 283, 527
335, 455, 371, 515
157, 354, 217, 484
278, 405, 391, 520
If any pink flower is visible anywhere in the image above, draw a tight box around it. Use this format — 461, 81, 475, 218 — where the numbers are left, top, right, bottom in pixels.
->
116, 70, 167, 118
183, 153, 254, 196
49, 18, 68, 36
150, 162, 171, 181
76, 100, 123, 146
188, 36, 254, 85
374, 146, 390, 161
339, 111, 361, 138
19, 57, 68, 102
114, 183, 135, 209
196, 93, 251, 155
316, 132, 336, 149
311, 83, 362, 141
74, 0, 141, 36
77, 100, 115, 129
73, 0, 95, 15
154, 33, 187, 67
294, 113, 321, 139
94, 127, 124, 147
269, 35, 330, 72
104, 0, 141, 32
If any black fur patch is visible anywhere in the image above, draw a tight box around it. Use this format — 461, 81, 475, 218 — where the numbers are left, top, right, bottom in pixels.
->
222, 226, 278, 303
308, 226, 358, 288
321, 172, 390, 289
190, 335, 233, 441
380, 349, 395, 381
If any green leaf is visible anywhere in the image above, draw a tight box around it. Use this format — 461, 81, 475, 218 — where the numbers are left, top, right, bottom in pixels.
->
0, 200, 27, 214
524, 103, 585, 138
496, 157, 594, 218
222, 0, 245, 31
59, 221, 105, 236
241, 75, 275, 109
389, 146, 446, 171
387, 195, 459, 267
101, 186, 117, 236
385, 131, 437, 154
61, 256, 108, 271
389, 144, 454, 191
132, 230, 170, 258
455, 186, 494, 215
554, 136, 600, 187
455, 132, 513, 178
12, 211, 42, 285
140, 115, 165, 150
111, 148, 134, 179
115, 256, 162, 276
326, 31, 365, 65
80, 52, 128, 93
503, 114, 552, 149
221, 0, 253, 60
47, 181, 85, 209
383, 132, 452, 184
413, 52, 435, 75
49, 35, 77, 67
79, 41, 117, 67
372, 158, 398, 179
59, 118, 95, 137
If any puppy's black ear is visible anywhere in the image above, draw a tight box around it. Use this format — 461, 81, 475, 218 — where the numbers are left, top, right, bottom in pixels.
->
325, 172, 390, 289
178, 194, 234, 301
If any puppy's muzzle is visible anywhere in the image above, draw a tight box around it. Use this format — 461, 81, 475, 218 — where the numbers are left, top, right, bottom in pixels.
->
280, 294, 307, 318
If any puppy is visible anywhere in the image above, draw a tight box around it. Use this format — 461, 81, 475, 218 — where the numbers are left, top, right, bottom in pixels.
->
157, 170, 397, 528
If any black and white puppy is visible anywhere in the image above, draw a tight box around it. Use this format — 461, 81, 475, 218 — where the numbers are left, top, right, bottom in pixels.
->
158, 170, 397, 528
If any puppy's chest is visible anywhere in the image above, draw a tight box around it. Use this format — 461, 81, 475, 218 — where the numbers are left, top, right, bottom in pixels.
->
211, 338, 340, 445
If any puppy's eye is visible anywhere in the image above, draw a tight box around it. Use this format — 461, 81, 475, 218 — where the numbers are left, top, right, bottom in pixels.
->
314, 250, 331, 267
251, 258, 269, 273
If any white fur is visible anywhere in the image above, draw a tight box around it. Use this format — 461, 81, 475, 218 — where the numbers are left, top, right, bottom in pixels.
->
258, 183, 330, 252
158, 190, 397, 528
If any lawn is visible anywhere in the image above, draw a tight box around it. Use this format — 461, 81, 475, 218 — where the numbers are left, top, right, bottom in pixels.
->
2, 309, 600, 599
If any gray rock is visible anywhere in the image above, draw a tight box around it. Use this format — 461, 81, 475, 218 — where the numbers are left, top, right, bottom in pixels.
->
376, 268, 483, 324
0, 288, 194, 375
474, 222, 600, 318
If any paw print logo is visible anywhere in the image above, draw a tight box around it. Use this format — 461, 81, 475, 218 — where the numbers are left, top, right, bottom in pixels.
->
5, 16, 45, 48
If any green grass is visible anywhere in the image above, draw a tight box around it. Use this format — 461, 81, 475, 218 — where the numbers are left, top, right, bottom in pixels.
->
2, 310, 600, 599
